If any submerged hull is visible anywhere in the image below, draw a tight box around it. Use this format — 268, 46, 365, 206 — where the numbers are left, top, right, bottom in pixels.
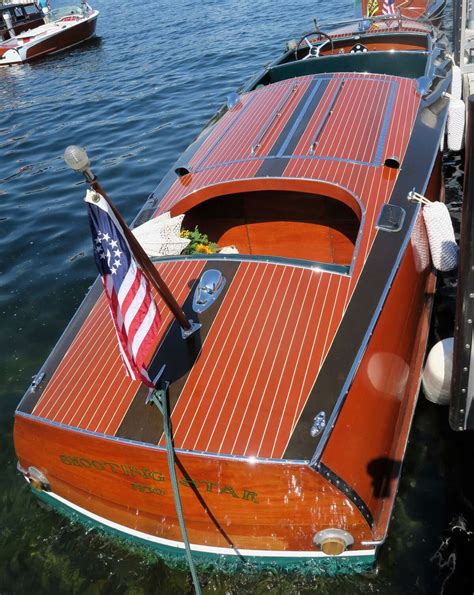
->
14, 15, 451, 572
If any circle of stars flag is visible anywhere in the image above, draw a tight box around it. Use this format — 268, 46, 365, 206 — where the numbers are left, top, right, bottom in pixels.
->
85, 189, 161, 388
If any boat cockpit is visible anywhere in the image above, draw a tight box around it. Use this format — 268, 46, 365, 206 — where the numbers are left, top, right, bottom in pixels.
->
173, 184, 362, 272
0, 3, 44, 41
250, 25, 433, 88
258, 50, 428, 85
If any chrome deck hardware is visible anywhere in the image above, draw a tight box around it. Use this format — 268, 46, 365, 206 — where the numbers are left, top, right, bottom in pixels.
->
192, 269, 226, 313
376, 204, 406, 233
251, 83, 298, 155
310, 411, 326, 437
31, 371, 45, 392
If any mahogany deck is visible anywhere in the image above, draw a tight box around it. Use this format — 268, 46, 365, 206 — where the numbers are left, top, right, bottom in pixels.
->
163, 75, 417, 220
166, 73, 419, 280
27, 71, 420, 460
32, 261, 205, 434
163, 262, 346, 457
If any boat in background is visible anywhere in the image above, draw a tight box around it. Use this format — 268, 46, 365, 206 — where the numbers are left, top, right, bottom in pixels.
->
0, 1, 98, 65
357, 0, 446, 24
0, 2, 45, 41
13, 12, 452, 575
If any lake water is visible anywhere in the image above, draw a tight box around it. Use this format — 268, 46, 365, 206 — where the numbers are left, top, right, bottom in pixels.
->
1, 0, 473, 592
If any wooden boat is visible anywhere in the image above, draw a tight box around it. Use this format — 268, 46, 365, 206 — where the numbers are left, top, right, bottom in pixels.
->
0, 2, 98, 66
14, 14, 452, 573
0, 2, 45, 42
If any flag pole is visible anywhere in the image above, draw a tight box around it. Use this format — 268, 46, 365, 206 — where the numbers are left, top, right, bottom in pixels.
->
64, 145, 196, 336
91, 178, 192, 331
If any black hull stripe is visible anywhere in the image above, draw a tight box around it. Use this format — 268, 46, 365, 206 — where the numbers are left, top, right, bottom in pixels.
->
116, 260, 240, 444
256, 77, 331, 178
284, 95, 449, 462
315, 461, 373, 527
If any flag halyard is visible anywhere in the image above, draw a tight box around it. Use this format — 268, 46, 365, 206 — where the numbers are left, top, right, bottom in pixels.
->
86, 190, 161, 388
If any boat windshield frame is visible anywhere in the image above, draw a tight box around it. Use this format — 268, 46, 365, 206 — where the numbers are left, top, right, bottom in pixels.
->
307, 13, 430, 33
48, 4, 90, 21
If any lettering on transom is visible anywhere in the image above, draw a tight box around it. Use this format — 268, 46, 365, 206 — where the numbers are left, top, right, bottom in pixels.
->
58, 454, 259, 503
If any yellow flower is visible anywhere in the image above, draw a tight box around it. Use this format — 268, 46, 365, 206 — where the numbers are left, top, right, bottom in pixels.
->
180, 230, 191, 238
195, 243, 213, 254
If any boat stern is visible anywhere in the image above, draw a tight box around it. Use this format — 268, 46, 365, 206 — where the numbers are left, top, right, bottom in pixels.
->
14, 411, 376, 572
0, 45, 23, 65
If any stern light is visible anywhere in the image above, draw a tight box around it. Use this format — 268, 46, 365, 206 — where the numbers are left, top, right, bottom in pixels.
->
64, 145, 90, 172
64, 145, 94, 182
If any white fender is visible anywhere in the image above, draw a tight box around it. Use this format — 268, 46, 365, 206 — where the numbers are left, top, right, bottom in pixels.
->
447, 97, 465, 151
451, 64, 462, 101
422, 338, 454, 405
422, 201, 458, 271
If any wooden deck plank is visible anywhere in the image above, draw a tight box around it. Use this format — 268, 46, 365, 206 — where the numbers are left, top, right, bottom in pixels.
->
32, 261, 205, 434
27, 72, 421, 459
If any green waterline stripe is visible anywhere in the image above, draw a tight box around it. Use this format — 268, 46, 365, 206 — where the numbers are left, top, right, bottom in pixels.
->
32, 488, 376, 573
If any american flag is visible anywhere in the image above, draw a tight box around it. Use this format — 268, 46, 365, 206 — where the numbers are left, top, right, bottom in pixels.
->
382, 0, 396, 14
85, 190, 161, 388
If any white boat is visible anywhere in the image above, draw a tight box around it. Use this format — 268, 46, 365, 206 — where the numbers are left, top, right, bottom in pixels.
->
0, 2, 98, 66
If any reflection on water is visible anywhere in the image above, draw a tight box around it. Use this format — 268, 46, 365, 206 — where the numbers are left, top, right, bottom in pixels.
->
1, 0, 474, 591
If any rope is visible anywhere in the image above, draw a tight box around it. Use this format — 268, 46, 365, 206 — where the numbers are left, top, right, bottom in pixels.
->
408, 190, 431, 205
150, 384, 202, 595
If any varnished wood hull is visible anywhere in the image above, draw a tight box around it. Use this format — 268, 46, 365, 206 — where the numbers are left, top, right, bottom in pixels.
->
0, 12, 98, 66
13, 17, 451, 571
14, 413, 375, 567
13, 209, 437, 566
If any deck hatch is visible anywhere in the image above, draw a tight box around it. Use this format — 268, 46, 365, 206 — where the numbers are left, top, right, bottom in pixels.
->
311, 78, 398, 165
250, 83, 299, 155
191, 74, 399, 174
